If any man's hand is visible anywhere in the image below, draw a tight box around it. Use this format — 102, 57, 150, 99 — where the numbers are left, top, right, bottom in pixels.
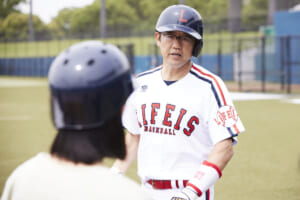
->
170, 187, 199, 200
171, 197, 188, 200
171, 193, 189, 200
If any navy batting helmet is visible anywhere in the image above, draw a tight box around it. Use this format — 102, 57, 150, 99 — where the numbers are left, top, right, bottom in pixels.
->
48, 41, 133, 131
155, 4, 203, 57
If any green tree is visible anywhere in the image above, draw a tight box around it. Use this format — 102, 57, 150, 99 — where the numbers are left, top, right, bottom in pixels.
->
48, 8, 75, 38
50, 0, 140, 38
242, 0, 268, 30
69, 3, 102, 38
140, 0, 178, 25
187, 0, 228, 32
46, 0, 230, 38
0, 0, 25, 19
134, 0, 189, 34
136, 0, 227, 34
99, 0, 139, 36
2, 12, 49, 41
44, 0, 294, 39
0, 18, 4, 39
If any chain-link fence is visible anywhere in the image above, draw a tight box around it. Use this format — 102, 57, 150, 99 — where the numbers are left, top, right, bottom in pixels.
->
0, 35, 299, 94
147, 35, 300, 94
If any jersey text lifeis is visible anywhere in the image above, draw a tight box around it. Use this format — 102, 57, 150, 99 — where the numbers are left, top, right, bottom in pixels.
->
138, 102, 199, 137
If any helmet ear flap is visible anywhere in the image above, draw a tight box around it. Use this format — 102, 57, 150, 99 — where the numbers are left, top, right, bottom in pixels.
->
192, 40, 203, 57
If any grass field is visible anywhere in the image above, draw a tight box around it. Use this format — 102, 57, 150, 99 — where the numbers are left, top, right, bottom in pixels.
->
0, 76, 300, 200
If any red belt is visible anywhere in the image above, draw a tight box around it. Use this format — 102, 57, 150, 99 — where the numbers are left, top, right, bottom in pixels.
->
147, 179, 188, 189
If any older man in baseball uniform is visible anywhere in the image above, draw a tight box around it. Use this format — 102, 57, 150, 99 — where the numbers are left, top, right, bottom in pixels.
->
112, 4, 245, 200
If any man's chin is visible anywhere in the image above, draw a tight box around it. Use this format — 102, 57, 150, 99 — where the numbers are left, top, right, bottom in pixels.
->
167, 60, 190, 69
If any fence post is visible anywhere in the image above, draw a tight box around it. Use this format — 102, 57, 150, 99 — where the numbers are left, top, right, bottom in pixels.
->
128, 44, 134, 74
4, 41, 8, 75
280, 36, 285, 91
237, 38, 242, 92
261, 36, 266, 92
217, 38, 222, 77
286, 36, 291, 94
198, 53, 202, 66
154, 43, 159, 67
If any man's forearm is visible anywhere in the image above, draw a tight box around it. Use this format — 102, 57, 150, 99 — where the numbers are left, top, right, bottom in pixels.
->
206, 138, 234, 170
112, 132, 140, 173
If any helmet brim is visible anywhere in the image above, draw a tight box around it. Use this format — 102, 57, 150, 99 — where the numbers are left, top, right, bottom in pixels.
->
156, 24, 202, 40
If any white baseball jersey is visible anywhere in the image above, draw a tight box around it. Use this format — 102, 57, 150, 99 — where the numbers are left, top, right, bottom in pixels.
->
1, 152, 150, 200
122, 63, 245, 181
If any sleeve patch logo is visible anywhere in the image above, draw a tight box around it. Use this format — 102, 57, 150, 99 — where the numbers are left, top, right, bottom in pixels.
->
140, 85, 148, 92
214, 105, 238, 127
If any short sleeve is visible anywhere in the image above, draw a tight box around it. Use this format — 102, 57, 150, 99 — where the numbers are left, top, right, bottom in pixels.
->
122, 90, 141, 135
206, 77, 245, 145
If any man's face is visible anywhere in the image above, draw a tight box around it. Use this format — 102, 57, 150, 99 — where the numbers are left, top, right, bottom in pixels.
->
155, 31, 195, 69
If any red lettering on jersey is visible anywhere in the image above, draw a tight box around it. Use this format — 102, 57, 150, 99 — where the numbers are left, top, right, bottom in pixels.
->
142, 124, 176, 136
214, 105, 238, 128
214, 118, 221, 126
163, 104, 175, 127
179, 9, 188, 23
194, 171, 205, 180
136, 111, 142, 128
164, 128, 168, 134
138, 121, 142, 128
227, 106, 238, 122
183, 116, 199, 136
156, 127, 160, 133
174, 109, 187, 130
151, 103, 160, 124
141, 104, 147, 125
218, 111, 227, 126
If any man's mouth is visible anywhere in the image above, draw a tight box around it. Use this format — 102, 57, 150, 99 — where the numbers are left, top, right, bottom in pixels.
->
169, 53, 181, 56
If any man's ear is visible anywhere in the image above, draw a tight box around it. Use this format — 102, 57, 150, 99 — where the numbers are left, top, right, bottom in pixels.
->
155, 32, 161, 47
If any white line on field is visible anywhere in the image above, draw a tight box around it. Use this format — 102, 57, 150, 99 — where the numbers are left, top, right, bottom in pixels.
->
0, 79, 47, 87
281, 99, 300, 104
231, 92, 290, 101
0, 115, 32, 120
231, 92, 300, 105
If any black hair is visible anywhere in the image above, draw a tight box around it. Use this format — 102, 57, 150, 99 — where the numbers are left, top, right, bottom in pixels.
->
50, 115, 126, 164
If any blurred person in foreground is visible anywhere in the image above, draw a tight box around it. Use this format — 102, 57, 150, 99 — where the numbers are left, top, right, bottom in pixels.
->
1, 41, 150, 200
112, 4, 245, 200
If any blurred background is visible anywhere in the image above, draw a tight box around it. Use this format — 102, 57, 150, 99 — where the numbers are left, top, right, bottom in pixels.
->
1, 0, 300, 93
1, 1, 300, 199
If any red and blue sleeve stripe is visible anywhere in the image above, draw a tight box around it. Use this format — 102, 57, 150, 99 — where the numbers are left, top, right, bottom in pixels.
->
190, 65, 240, 136
136, 66, 162, 78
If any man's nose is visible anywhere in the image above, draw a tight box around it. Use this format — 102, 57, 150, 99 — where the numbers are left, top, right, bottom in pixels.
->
172, 36, 182, 47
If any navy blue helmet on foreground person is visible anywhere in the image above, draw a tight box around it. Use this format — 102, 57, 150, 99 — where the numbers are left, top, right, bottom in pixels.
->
48, 40, 133, 131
